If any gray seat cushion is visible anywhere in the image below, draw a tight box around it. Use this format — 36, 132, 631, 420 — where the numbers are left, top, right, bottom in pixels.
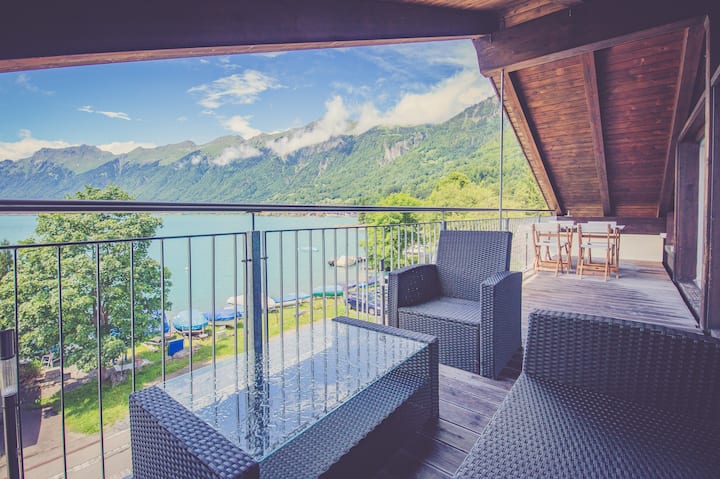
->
399, 297, 483, 326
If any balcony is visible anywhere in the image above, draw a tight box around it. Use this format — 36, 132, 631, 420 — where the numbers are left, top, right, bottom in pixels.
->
0, 201, 700, 478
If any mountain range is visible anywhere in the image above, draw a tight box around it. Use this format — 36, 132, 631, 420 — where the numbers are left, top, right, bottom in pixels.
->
0, 98, 535, 205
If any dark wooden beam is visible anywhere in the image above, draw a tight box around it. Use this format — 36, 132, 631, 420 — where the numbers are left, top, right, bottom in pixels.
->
494, 71, 562, 213
679, 93, 706, 142
473, 0, 707, 75
546, 0, 584, 7
0, 0, 498, 73
580, 52, 610, 216
703, 14, 720, 333
564, 216, 666, 235
673, 142, 701, 281
658, 24, 707, 217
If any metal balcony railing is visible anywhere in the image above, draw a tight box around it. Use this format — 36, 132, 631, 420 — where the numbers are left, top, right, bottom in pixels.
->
0, 201, 550, 478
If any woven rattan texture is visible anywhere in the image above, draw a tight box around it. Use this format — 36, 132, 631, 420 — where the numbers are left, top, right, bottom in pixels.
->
454, 375, 720, 478
131, 317, 438, 479
389, 231, 521, 377
263, 360, 431, 478
435, 230, 512, 301
130, 386, 259, 479
454, 311, 720, 478
262, 318, 437, 478
525, 310, 720, 427
334, 316, 439, 417
400, 299, 481, 373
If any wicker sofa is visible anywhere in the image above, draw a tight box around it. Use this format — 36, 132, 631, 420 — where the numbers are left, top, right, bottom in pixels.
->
388, 230, 521, 378
454, 310, 720, 478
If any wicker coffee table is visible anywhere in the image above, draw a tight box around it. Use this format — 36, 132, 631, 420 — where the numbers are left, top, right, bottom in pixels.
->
130, 316, 438, 479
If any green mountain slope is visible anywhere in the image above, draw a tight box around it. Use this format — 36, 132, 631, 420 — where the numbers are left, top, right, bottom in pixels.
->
0, 98, 544, 208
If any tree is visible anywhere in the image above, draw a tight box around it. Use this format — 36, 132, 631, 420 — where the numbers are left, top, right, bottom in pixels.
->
0, 185, 171, 372
360, 193, 423, 271
0, 240, 11, 279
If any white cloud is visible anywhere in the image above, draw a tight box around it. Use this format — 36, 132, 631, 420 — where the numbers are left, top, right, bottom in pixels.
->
16, 74, 54, 95
188, 70, 281, 109
0, 130, 75, 161
267, 96, 350, 157
98, 141, 156, 155
222, 116, 262, 139
78, 105, 131, 121
97, 110, 131, 121
263, 70, 492, 156
212, 145, 262, 166
176, 116, 188, 122
352, 70, 492, 134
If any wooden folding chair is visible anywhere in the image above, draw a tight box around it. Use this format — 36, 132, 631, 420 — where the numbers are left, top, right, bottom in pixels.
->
532, 222, 570, 276
577, 223, 617, 280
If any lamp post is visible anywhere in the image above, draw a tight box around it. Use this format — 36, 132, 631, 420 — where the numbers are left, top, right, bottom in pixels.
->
0, 329, 20, 479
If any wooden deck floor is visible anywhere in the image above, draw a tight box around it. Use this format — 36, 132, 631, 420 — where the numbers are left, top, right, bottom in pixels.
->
374, 260, 698, 478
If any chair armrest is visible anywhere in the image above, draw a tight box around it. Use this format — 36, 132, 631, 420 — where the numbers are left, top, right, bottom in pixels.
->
480, 271, 522, 378
388, 264, 440, 328
524, 309, 720, 427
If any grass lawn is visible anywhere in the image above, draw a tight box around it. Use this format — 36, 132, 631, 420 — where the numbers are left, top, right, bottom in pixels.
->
44, 299, 353, 434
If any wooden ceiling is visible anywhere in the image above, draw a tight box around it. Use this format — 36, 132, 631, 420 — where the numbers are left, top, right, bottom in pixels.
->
489, 30, 695, 217
476, 1, 711, 225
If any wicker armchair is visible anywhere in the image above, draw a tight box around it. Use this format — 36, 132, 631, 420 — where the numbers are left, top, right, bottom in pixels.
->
454, 310, 720, 478
388, 230, 521, 378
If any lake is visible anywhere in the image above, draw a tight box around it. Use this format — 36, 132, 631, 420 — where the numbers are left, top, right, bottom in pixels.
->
0, 213, 367, 318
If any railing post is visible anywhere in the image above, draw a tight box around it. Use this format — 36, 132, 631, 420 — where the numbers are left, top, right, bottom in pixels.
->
246, 230, 263, 364
246, 229, 266, 455
441, 211, 447, 230
0, 329, 20, 479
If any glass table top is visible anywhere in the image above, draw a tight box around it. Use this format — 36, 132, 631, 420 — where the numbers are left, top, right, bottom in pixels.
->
160, 319, 426, 461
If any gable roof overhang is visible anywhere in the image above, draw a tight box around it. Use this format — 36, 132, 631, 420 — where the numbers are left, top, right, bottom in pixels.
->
472, 0, 715, 232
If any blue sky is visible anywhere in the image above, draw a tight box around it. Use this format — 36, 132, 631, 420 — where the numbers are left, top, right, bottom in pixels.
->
0, 39, 493, 160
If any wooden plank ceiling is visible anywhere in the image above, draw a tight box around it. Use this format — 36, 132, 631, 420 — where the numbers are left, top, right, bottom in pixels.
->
476, 0, 710, 228
489, 30, 687, 217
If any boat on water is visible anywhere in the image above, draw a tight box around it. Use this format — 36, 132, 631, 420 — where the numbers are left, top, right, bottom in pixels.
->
207, 306, 243, 324
173, 309, 209, 332
327, 255, 367, 267
270, 292, 312, 307
312, 284, 345, 297
227, 295, 279, 311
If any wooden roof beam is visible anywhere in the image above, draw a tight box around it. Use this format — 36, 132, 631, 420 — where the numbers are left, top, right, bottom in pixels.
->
657, 24, 706, 217
0, 0, 499, 73
580, 52, 610, 216
495, 71, 562, 213
473, 0, 707, 75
